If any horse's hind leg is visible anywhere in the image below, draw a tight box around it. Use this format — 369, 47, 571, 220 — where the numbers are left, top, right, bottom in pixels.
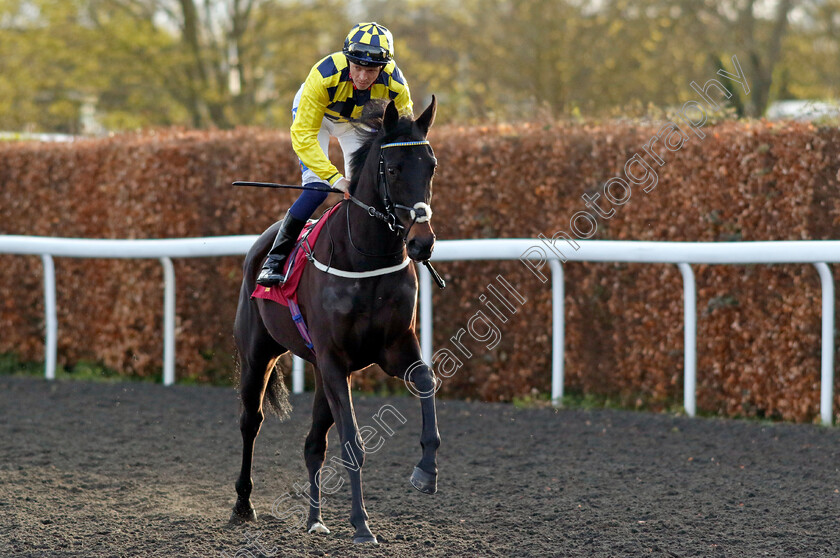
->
303, 370, 334, 534
231, 310, 286, 523
231, 352, 280, 523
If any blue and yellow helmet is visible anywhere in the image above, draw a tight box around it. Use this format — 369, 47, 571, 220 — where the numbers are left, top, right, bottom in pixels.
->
343, 22, 394, 67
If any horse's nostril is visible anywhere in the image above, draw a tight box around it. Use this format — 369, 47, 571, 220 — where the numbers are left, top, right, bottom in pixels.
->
407, 238, 434, 261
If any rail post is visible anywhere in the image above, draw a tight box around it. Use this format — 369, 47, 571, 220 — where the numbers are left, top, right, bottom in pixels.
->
160, 257, 176, 386
41, 254, 57, 381
419, 264, 434, 365
678, 263, 697, 417
293, 356, 305, 394
549, 260, 564, 405
813, 263, 835, 425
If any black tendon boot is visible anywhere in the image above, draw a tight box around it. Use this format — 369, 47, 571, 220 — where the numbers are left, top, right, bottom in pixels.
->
256, 211, 308, 287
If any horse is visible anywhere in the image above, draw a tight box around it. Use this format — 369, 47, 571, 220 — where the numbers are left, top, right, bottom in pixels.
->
231, 97, 441, 544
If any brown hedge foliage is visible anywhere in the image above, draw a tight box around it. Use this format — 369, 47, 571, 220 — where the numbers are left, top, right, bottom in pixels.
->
1, 121, 838, 422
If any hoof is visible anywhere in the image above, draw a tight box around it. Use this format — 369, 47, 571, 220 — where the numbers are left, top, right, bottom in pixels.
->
410, 466, 437, 494
353, 534, 379, 544
229, 506, 257, 524
308, 521, 330, 534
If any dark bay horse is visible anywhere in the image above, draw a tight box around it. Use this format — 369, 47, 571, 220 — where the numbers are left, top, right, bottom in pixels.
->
231, 98, 440, 544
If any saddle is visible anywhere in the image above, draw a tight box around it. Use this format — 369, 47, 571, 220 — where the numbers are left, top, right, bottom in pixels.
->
251, 203, 341, 308
250, 204, 341, 353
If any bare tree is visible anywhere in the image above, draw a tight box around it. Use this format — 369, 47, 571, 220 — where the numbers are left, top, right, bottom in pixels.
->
692, 0, 796, 116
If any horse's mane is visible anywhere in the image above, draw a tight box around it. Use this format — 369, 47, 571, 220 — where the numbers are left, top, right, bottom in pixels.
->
348, 100, 415, 194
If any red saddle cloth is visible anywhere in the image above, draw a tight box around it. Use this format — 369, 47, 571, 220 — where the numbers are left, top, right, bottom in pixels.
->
251, 204, 340, 307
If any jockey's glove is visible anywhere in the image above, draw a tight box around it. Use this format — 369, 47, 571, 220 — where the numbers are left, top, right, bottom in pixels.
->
333, 177, 350, 193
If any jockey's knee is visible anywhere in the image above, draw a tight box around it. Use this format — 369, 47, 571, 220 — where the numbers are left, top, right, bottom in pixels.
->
290, 185, 329, 220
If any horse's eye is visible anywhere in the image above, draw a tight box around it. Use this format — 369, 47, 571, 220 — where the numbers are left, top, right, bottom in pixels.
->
388, 166, 397, 176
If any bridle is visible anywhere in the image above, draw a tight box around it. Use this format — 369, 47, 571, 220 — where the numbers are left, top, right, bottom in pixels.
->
325, 137, 446, 288
345, 139, 435, 243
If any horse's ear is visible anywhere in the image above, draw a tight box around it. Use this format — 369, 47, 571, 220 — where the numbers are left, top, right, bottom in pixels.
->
383, 100, 400, 134
414, 95, 436, 137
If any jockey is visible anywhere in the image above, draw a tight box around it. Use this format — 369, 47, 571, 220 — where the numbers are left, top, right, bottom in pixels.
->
257, 22, 414, 286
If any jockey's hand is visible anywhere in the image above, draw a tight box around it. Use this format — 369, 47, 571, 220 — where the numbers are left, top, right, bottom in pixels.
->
333, 177, 350, 193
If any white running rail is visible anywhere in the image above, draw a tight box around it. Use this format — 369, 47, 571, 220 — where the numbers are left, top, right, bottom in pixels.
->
1, 236, 837, 424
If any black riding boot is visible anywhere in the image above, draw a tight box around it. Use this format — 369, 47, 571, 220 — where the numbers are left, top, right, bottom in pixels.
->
256, 211, 308, 287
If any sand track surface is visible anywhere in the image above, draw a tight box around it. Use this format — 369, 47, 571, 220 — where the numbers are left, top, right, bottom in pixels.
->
1, 376, 839, 557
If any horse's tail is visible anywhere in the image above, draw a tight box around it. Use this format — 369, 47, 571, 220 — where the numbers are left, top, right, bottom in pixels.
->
233, 347, 292, 421
234, 229, 293, 421
263, 360, 292, 420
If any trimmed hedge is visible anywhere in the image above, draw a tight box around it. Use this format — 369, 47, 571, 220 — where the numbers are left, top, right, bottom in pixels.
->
1, 121, 838, 422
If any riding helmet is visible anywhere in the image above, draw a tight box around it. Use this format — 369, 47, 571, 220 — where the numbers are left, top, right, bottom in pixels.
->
343, 22, 394, 67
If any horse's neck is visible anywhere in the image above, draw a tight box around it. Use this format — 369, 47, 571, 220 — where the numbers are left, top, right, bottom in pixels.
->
323, 177, 406, 269
353, 173, 405, 253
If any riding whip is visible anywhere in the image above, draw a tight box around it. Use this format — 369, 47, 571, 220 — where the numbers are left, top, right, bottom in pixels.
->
233, 181, 343, 194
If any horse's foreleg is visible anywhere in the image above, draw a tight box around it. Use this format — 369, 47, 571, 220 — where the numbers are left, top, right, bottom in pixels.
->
381, 337, 441, 495
409, 363, 440, 494
304, 372, 334, 534
320, 359, 377, 544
